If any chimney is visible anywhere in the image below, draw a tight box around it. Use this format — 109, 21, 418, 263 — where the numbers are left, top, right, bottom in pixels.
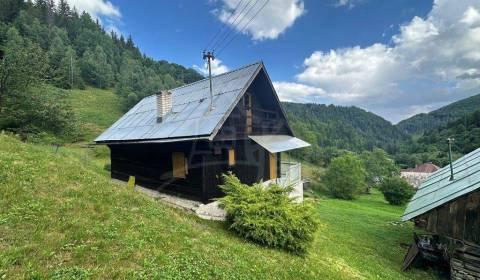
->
156, 91, 172, 123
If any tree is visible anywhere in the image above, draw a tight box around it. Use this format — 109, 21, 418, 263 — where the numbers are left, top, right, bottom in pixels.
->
80, 45, 113, 88
0, 0, 24, 23
379, 177, 415, 205
361, 148, 399, 189
323, 153, 367, 200
0, 27, 45, 107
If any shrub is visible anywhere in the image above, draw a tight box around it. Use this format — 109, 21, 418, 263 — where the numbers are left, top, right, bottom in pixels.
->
93, 146, 110, 158
323, 153, 367, 200
103, 163, 111, 171
218, 173, 318, 255
379, 177, 415, 205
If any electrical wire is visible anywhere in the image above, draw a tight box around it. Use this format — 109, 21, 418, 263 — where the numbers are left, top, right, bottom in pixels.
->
216, 0, 269, 56
214, 0, 263, 52
204, 0, 246, 51
211, 0, 256, 52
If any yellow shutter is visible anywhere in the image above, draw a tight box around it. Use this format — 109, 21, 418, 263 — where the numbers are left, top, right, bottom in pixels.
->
172, 152, 186, 178
228, 148, 235, 166
269, 153, 277, 180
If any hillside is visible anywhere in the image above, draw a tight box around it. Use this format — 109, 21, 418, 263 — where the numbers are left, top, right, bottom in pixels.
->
397, 93, 480, 135
0, 132, 440, 279
398, 109, 480, 167
0, 0, 203, 142
282, 102, 408, 165
67, 87, 124, 142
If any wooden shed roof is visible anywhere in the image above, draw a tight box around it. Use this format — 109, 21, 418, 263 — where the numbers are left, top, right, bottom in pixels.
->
402, 147, 480, 221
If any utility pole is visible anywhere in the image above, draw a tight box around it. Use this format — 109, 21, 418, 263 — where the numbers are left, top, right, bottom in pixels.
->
203, 50, 215, 111
447, 138, 455, 181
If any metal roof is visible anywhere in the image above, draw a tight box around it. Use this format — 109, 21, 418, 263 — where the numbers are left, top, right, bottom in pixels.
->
95, 62, 262, 143
401, 147, 480, 221
248, 135, 311, 153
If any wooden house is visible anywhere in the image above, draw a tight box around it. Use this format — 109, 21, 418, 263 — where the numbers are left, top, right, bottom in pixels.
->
95, 62, 310, 202
401, 148, 480, 278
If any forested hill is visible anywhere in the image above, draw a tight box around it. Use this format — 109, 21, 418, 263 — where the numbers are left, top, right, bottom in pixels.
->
282, 102, 409, 165
409, 109, 480, 163
396, 93, 480, 135
0, 0, 202, 141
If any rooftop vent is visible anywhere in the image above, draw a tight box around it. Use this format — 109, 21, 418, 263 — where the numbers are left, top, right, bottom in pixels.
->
156, 91, 172, 123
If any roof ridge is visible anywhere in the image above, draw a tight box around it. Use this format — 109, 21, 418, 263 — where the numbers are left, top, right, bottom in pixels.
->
142, 61, 262, 99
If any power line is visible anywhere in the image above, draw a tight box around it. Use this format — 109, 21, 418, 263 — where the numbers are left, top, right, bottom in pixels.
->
214, 0, 263, 52
204, 0, 246, 51
216, 0, 269, 56
211, 0, 257, 51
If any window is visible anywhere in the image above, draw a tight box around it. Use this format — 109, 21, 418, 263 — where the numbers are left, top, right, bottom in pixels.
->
228, 148, 235, 166
269, 153, 277, 180
172, 152, 186, 178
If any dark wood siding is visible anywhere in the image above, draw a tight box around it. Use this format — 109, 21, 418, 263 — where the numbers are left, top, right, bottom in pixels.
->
416, 190, 480, 245
215, 69, 292, 140
108, 139, 274, 202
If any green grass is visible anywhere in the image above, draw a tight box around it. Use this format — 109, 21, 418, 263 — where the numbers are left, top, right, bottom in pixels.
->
0, 133, 443, 279
67, 87, 124, 142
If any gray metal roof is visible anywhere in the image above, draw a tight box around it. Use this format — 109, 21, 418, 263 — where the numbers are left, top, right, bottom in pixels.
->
401, 147, 480, 221
95, 62, 262, 143
248, 135, 310, 153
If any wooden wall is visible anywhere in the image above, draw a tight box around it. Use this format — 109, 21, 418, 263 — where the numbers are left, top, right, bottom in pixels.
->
108, 139, 280, 202
215, 69, 292, 141
415, 190, 480, 245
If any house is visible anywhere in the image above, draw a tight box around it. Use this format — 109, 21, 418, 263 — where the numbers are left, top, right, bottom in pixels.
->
400, 163, 440, 188
401, 149, 480, 278
95, 62, 310, 203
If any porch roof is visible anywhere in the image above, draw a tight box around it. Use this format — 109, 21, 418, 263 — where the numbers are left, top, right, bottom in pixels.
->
248, 135, 310, 153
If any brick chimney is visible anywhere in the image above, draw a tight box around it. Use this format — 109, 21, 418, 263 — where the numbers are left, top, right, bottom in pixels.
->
156, 91, 172, 123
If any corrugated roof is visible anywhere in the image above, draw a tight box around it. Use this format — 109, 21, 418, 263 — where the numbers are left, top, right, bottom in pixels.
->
95, 62, 262, 143
401, 147, 480, 221
402, 163, 440, 173
248, 135, 310, 153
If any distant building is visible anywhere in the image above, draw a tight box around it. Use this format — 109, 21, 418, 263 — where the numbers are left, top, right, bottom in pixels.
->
401, 149, 480, 278
400, 163, 440, 188
95, 62, 310, 202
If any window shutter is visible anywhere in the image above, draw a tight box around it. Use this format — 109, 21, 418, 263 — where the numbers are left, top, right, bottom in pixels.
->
228, 148, 235, 166
269, 153, 277, 180
172, 152, 186, 178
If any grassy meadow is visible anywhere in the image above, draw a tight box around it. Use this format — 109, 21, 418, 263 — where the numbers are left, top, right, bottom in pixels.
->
0, 88, 443, 279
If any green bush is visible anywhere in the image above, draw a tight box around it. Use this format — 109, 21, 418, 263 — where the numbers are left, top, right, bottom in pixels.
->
379, 177, 415, 205
93, 146, 110, 158
103, 163, 111, 171
323, 153, 367, 200
219, 173, 318, 255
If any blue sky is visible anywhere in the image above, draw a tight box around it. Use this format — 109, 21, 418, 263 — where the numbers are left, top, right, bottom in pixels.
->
65, 0, 480, 123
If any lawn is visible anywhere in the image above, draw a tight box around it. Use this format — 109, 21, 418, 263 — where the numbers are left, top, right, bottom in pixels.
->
0, 133, 443, 279
67, 87, 124, 142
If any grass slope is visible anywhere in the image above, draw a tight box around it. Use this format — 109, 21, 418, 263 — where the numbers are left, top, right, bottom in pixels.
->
67, 87, 124, 142
0, 133, 441, 279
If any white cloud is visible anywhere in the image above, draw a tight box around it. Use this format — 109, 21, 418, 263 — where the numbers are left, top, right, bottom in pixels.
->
58, 0, 122, 33
193, 58, 230, 76
273, 82, 325, 103
216, 0, 304, 41
276, 0, 480, 123
334, 0, 363, 8
62, 0, 121, 19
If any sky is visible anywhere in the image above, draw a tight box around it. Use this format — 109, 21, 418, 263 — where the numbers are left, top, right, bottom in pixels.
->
63, 0, 480, 123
